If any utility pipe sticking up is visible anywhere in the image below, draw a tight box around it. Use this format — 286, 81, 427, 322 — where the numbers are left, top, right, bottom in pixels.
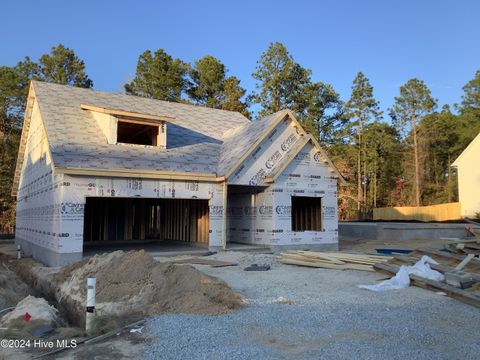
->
86, 277, 96, 334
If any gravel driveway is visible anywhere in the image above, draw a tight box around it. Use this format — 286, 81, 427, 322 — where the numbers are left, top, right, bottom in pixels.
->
145, 251, 480, 359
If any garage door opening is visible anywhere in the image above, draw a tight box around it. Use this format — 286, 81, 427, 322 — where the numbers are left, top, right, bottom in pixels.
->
83, 197, 209, 245
291, 196, 322, 232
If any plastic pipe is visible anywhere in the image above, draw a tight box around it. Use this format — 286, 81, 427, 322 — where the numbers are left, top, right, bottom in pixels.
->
86, 277, 96, 334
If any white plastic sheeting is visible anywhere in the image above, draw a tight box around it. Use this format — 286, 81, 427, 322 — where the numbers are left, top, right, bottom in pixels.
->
358, 256, 445, 292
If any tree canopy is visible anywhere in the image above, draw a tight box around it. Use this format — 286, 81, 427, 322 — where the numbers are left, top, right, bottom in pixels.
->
252, 42, 344, 143
188, 55, 249, 116
37, 44, 93, 88
251, 42, 311, 115
0, 44, 94, 232
389, 78, 437, 206
1, 42, 480, 229
125, 49, 189, 102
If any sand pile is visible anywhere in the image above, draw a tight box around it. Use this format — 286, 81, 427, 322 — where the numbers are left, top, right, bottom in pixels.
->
53, 250, 242, 323
1, 295, 60, 327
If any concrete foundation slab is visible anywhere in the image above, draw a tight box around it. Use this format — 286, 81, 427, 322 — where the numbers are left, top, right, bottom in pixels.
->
16, 238, 82, 267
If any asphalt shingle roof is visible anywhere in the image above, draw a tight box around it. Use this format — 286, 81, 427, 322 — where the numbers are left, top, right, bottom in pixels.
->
32, 81, 273, 176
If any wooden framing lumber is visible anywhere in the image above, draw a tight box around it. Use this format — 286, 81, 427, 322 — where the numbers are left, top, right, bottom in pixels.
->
455, 254, 476, 271
84, 197, 210, 243
279, 251, 391, 271
280, 257, 375, 271
417, 248, 480, 266
374, 262, 480, 308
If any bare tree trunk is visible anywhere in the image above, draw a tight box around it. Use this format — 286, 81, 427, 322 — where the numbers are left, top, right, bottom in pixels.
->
373, 157, 377, 208
412, 118, 421, 206
447, 154, 452, 203
357, 126, 362, 219
363, 140, 367, 215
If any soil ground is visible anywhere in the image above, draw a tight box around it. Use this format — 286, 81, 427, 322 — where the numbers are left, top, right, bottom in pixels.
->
1, 238, 479, 359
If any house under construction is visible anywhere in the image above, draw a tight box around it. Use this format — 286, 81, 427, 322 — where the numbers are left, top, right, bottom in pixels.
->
13, 81, 344, 266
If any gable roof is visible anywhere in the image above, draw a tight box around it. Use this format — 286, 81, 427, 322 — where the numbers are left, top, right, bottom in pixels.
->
217, 111, 287, 176
452, 131, 480, 167
220, 109, 346, 185
13, 82, 344, 196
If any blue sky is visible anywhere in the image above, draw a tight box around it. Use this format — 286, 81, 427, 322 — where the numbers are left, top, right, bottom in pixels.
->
1, 0, 479, 116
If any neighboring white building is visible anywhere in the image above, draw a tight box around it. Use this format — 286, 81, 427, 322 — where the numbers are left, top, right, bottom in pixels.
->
452, 132, 480, 218
13, 81, 344, 266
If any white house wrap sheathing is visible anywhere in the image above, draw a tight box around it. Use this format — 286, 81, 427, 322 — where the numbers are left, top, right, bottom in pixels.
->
226, 124, 338, 249
14, 82, 342, 266
17, 172, 226, 266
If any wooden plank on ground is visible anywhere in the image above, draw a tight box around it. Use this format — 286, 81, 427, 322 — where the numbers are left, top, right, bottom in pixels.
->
455, 254, 476, 271
170, 257, 237, 267
280, 257, 374, 271
373, 263, 480, 308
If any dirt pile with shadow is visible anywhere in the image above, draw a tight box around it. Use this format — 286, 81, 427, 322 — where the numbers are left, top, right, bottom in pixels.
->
54, 250, 243, 326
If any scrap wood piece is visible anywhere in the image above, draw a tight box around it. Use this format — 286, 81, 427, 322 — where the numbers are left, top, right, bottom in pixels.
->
464, 243, 480, 251
170, 257, 237, 267
282, 253, 346, 265
455, 254, 477, 271
373, 262, 480, 308
464, 223, 480, 243
417, 248, 480, 271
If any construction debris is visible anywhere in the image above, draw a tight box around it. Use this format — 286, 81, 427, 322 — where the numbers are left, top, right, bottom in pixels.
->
244, 264, 271, 271
373, 248, 480, 308
1, 296, 60, 327
169, 257, 238, 268
279, 251, 392, 271
444, 238, 480, 255
359, 256, 444, 291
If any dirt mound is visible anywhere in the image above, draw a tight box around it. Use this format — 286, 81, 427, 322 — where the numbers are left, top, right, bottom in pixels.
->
1, 295, 60, 326
53, 250, 242, 324
0, 254, 32, 308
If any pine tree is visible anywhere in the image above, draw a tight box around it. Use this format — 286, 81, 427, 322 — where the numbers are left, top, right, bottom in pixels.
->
38, 44, 92, 88
188, 56, 250, 116
251, 42, 310, 115
125, 49, 189, 101
390, 79, 437, 206
188, 55, 226, 108
346, 72, 382, 216
221, 76, 250, 117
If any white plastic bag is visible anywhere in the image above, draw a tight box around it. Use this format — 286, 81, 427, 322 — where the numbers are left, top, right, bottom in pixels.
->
408, 255, 445, 282
358, 265, 410, 291
358, 255, 444, 292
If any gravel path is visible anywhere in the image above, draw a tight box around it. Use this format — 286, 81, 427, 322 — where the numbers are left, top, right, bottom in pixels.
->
144, 251, 480, 359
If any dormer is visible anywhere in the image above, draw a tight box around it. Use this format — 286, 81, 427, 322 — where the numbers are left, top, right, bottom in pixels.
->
81, 104, 174, 148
